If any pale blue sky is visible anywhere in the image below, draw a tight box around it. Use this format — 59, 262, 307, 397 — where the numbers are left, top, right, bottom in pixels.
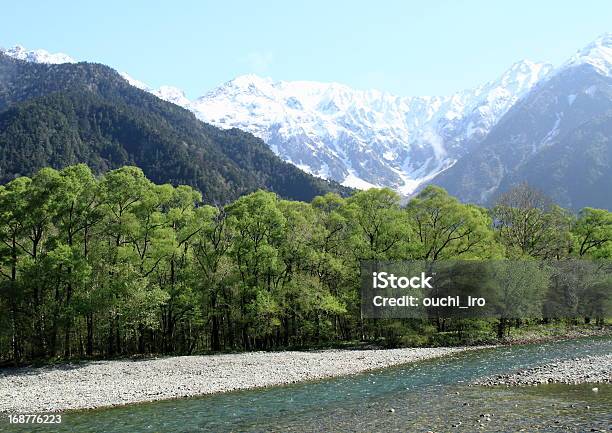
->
2, 1, 610, 98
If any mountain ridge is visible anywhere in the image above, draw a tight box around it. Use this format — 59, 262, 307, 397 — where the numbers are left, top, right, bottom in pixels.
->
166, 60, 555, 194
430, 63, 612, 210
0, 52, 350, 203
0, 43, 553, 194
2, 34, 611, 209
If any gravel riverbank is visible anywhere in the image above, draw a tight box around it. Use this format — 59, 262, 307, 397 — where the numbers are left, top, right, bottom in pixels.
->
0, 346, 479, 413
474, 354, 612, 386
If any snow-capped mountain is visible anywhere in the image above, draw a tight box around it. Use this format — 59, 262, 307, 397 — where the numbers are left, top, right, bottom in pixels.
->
160, 61, 551, 193
4, 34, 611, 206
562, 33, 611, 77
432, 33, 612, 210
118, 73, 193, 110
0, 45, 75, 64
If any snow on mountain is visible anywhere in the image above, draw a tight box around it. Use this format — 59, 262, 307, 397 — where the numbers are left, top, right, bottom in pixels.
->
432, 38, 612, 210
110, 32, 612, 195
6, 34, 610, 196
0, 45, 75, 64
119, 72, 149, 90
165, 61, 552, 194
562, 32, 612, 77
118, 73, 190, 106
152, 86, 192, 108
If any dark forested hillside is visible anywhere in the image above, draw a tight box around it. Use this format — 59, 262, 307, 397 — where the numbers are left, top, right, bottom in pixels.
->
0, 54, 350, 203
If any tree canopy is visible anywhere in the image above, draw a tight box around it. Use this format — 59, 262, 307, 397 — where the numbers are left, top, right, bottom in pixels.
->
0, 169, 609, 363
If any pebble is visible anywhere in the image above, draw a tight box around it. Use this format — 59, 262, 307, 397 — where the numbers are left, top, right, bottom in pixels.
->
0, 346, 482, 413
472, 355, 612, 387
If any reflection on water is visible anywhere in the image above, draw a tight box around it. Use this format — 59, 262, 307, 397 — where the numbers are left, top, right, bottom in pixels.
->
3, 337, 611, 433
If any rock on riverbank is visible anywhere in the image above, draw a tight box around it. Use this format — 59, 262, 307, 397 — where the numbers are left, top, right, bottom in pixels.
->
474, 354, 611, 386
0, 346, 479, 413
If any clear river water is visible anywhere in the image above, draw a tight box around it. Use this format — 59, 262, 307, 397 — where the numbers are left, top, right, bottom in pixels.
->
3, 337, 611, 432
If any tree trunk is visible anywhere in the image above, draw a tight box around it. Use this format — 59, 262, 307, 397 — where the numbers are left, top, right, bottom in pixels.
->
86, 313, 94, 356
210, 291, 220, 351
497, 317, 507, 339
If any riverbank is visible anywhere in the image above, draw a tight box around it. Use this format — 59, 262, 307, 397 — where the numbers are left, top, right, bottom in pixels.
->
0, 346, 482, 413
474, 354, 611, 386
500, 324, 611, 345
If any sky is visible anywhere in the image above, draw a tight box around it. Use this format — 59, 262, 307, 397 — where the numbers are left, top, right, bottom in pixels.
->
2, 1, 611, 98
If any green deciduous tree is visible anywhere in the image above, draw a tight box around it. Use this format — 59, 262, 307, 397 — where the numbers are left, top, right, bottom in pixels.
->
0, 166, 607, 364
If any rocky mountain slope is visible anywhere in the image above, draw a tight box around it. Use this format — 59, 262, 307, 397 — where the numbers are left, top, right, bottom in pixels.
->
165, 62, 552, 193
432, 34, 612, 210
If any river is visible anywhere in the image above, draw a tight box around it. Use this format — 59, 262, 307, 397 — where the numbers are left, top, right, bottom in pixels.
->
3, 337, 611, 432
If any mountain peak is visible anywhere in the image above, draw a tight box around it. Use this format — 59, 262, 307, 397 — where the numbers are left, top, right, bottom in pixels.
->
592, 32, 612, 47
228, 74, 274, 89
563, 33, 612, 76
186, 61, 553, 194
507, 59, 552, 72
494, 59, 554, 89
0, 44, 76, 64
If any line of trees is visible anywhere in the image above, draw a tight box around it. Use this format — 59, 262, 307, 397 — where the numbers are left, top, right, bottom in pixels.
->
0, 165, 610, 363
